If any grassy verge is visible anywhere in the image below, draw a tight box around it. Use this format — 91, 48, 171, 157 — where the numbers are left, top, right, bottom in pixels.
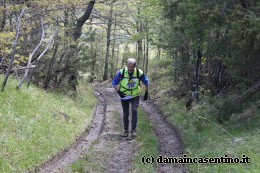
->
0, 75, 96, 172
132, 107, 158, 173
163, 97, 259, 173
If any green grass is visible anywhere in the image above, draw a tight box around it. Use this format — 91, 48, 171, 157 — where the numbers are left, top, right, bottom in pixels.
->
164, 98, 260, 173
0, 75, 96, 172
132, 107, 158, 173
71, 159, 86, 173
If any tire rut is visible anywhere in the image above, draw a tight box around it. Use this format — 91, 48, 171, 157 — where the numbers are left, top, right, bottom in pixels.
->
140, 100, 186, 173
37, 91, 106, 173
94, 87, 135, 173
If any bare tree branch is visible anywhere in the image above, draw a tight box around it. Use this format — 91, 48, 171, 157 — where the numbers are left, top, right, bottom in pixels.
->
17, 17, 45, 89
1, 9, 24, 92
26, 28, 59, 88
36, 28, 59, 62
12, 65, 36, 71
117, 24, 133, 36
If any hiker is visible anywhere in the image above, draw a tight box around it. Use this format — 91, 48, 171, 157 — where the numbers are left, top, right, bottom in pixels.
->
112, 58, 149, 138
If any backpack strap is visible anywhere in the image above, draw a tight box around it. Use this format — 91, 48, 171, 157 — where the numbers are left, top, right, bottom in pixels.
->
122, 68, 125, 79
119, 68, 125, 90
136, 67, 139, 79
136, 67, 141, 86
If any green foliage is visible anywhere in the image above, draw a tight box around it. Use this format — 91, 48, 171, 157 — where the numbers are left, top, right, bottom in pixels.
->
77, 27, 106, 82
218, 98, 241, 121
122, 50, 136, 67
86, 74, 97, 83
153, 0, 260, 95
149, 71, 159, 81
160, 94, 260, 173
0, 32, 15, 61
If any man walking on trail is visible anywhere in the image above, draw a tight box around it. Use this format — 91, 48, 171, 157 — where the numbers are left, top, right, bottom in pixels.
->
112, 58, 149, 138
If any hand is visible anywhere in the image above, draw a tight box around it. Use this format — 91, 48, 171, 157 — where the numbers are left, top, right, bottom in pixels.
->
144, 90, 148, 101
117, 90, 126, 98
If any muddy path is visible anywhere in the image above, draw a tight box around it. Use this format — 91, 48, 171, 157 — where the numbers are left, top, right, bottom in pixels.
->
84, 87, 136, 173
37, 86, 186, 173
141, 100, 186, 173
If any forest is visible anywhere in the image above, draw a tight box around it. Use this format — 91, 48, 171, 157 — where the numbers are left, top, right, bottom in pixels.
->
0, 0, 259, 172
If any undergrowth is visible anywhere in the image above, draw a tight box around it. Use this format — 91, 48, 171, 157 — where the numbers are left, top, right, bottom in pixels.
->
162, 95, 259, 173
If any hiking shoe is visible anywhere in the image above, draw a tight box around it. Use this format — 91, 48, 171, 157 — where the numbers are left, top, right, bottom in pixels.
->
131, 130, 137, 138
121, 131, 129, 137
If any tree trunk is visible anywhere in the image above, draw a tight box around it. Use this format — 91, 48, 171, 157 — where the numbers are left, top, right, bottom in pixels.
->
192, 49, 202, 101
73, 0, 95, 40
143, 34, 146, 70
9, 12, 13, 31
137, 41, 143, 67
240, 0, 247, 8
91, 44, 97, 82
158, 47, 161, 60
174, 49, 178, 82
186, 48, 202, 110
145, 28, 149, 74
1, 0, 6, 31
136, 7, 143, 66
44, 43, 58, 89
116, 44, 120, 69
110, 46, 115, 78
154, 47, 161, 73
64, 11, 69, 36
1, 9, 24, 92
103, 4, 113, 81
110, 7, 117, 79
59, 0, 95, 89
135, 43, 138, 61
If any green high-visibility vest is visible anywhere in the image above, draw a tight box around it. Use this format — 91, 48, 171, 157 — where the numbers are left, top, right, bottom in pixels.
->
119, 67, 143, 97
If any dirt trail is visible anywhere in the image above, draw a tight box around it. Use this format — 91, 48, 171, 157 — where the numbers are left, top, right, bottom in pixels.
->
141, 100, 186, 173
37, 86, 185, 173
88, 87, 136, 173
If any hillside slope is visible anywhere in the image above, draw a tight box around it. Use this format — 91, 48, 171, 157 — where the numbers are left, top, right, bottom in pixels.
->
0, 76, 96, 172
